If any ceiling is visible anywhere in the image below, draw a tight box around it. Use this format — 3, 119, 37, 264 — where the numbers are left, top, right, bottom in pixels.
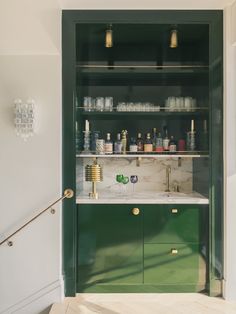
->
59, 0, 234, 10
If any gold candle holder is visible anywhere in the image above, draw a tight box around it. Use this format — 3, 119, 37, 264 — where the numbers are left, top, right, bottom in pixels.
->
85, 159, 103, 199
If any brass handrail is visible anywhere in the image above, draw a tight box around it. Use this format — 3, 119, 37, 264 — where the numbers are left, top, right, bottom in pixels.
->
0, 188, 74, 247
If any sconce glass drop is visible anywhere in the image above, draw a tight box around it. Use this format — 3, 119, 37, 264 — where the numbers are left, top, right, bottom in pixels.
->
14, 99, 35, 141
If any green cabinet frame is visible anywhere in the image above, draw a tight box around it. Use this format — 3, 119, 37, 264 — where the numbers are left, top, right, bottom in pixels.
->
62, 10, 223, 296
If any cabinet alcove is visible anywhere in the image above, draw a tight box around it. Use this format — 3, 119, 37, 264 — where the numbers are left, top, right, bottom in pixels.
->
62, 10, 223, 296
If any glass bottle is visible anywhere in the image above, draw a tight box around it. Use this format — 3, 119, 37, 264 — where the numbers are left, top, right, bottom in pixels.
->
136, 133, 144, 152
163, 127, 170, 151
129, 137, 138, 153
121, 130, 128, 154
152, 128, 157, 151
105, 133, 113, 154
155, 132, 163, 152
199, 119, 208, 151
186, 119, 196, 151
169, 136, 177, 152
144, 133, 153, 153
114, 133, 122, 154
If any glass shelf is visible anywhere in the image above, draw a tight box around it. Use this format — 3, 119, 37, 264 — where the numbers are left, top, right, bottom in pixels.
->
76, 65, 209, 86
77, 108, 209, 120
77, 64, 209, 71
76, 152, 209, 158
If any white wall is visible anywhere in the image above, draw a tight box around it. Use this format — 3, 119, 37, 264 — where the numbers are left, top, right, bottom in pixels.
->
0, 1, 62, 313
60, 0, 233, 9
0, 0, 236, 313
232, 1, 236, 45
224, 0, 236, 301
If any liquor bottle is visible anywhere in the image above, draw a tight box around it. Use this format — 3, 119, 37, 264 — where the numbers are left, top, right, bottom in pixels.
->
169, 136, 177, 152
178, 139, 186, 152
155, 132, 163, 153
114, 133, 122, 154
186, 119, 196, 151
163, 127, 170, 151
136, 133, 144, 152
129, 137, 138, 153
144, 133, 153, 152
105, 133, 113, 154
121, 130, 128, 154
199, 120, 208, 151
152, 128, 157, 151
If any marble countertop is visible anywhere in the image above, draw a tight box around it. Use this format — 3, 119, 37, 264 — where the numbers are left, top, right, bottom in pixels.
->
76, 191, 209, 204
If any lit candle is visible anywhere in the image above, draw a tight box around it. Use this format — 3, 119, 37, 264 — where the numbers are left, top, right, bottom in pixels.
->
85, 120, 90, 132
191, 119, 194, 132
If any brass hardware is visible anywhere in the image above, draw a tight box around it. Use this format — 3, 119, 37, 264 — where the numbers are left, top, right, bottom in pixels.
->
50, 208, 56, 214
105, 24, 113, 48
136, 157, 141, 167
171, 248, 178, 255
132, 208, 140, 216
171, 208, 178, 214
0, 189, 73, 247
165, 165, 171, 192
170, 28, 178, 48
85, 158, 103, 199
178, 157, 182, 167
64, 188, 74, 198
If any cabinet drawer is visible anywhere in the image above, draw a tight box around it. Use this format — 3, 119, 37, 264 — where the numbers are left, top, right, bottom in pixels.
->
144, 205, 207, 244
144, 243, 206, 284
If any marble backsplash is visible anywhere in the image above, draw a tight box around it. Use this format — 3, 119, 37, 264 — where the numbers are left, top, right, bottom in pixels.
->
76, 157, 193, 196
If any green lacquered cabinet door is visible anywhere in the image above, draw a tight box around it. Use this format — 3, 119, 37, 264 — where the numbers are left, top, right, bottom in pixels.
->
144, 244, 202, 284
77, 204, 143, 292
143, 205, 206, 244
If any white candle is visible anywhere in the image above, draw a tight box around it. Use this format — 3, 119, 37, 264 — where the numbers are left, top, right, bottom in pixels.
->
85, 120, 90, 132
191, 119, 194, 132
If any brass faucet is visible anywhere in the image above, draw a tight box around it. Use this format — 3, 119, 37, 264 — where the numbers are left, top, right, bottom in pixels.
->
165, 165, 171, 192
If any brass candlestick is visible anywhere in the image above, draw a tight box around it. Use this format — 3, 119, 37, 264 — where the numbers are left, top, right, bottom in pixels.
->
85, 158, 103, 199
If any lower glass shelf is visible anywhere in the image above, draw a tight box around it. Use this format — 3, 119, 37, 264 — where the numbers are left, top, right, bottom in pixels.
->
76, 152, 209, 158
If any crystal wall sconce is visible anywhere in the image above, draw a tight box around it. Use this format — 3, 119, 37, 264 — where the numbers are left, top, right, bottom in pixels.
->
14, 99, 35, 140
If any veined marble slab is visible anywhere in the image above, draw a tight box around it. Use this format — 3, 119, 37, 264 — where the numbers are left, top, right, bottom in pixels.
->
76, 157, 193, 195
76, 191, 209, 204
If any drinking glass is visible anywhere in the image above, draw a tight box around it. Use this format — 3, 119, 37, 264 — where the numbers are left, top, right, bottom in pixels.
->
130, 175, 138, 193
104, 97, 113, 111
169, 97, 176, 112
83, 97, 94, 111
96, 139, 105, 154
91, 131, 100, 153
184, 97, 192, 112
95, 97, 104, 111
116, 174, 124, 194
122, 176, 129, 194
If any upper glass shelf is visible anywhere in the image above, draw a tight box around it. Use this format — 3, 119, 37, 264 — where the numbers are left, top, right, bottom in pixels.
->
76, 64, 209, 86
77, 64, 209, 73
77, 107, 209, 119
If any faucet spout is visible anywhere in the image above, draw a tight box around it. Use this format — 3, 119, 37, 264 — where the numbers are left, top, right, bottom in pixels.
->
165, 165, 171, 192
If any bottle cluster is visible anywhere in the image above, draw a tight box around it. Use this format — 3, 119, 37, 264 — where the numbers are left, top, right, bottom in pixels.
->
77, 119, 209, 155
107, 128, 181, 154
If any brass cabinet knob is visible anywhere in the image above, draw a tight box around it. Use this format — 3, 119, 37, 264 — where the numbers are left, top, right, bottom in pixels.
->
132, 208, 140, 216
171, 248, 178, 255
171, 208, 178, 214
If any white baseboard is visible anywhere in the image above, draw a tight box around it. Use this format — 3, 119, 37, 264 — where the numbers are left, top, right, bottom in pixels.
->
1, 279, 64, 314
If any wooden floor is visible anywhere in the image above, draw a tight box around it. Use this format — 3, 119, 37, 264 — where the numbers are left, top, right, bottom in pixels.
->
50, 294, 236, 314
